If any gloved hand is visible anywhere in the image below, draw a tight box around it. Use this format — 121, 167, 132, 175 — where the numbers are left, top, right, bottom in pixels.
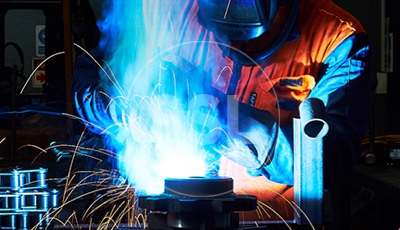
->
212, 99, 278, 171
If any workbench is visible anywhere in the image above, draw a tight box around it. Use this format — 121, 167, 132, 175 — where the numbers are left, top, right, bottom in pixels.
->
353, 163, 400, 229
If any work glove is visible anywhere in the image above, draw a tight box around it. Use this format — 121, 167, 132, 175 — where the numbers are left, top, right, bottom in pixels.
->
212, 98, 278, 171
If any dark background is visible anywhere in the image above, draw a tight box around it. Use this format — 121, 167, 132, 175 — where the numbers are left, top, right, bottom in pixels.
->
0, 0, 399, 229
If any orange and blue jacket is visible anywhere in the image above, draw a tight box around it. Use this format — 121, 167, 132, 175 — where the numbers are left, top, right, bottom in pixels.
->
72, 0, 371, 188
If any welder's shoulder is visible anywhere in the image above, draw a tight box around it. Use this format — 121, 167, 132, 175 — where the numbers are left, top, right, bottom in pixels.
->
304, 0, 365, 34
75, 47, 104, 68
72, 47, 105, 92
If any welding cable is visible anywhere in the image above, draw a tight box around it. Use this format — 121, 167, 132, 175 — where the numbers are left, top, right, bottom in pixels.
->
4, 42, 25, 77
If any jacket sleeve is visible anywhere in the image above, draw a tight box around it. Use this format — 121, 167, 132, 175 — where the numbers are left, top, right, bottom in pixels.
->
310, 32, 371, 149
308, 32, 372, 188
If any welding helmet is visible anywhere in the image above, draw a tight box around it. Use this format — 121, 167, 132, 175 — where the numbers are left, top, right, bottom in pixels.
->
197, 0, 302, 64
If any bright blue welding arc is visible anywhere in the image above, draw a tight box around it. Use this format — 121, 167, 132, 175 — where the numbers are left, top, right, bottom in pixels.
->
96, 0, 217, 195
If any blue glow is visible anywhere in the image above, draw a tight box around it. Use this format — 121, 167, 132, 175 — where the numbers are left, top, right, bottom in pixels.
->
96, 1, 220, 195
115, 95, 213, 195
94, 0, 286, 196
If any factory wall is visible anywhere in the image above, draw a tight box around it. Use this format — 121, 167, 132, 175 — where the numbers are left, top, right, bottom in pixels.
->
341, 0, 400, 137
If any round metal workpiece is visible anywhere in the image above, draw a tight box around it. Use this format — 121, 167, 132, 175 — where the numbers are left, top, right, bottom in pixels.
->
138, 176, 257, 229
164, 176, 234, 197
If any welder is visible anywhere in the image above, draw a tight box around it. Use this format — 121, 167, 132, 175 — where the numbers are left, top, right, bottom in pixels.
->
72, 0, 372, 229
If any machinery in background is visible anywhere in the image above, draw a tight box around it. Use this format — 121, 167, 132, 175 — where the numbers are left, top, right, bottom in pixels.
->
361, 134, 400, 166
0, 167, 59, 229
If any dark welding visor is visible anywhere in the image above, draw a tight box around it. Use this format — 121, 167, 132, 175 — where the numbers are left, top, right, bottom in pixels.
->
197, 0, 302, 64
197, 0, 279, 41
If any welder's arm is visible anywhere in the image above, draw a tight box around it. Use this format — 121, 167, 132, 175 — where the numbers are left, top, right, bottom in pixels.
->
72, 48, 123, 135
308, 33, 372, 187
261, 33, 371, 186
213, 102, 277, 168
212, 33, 371, 186
212, 100, 294, 185
309, 33, 371, 150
